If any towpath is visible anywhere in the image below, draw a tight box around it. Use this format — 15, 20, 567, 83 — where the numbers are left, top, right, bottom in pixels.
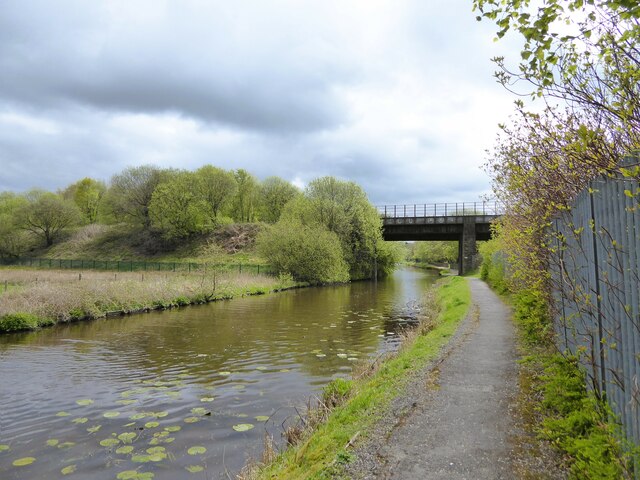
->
349, 277, 520, 479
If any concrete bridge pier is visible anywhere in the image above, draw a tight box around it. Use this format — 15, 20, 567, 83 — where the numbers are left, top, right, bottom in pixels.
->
458, 216, 478, 275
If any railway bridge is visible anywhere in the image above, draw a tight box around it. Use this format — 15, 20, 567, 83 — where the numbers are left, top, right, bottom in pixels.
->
378, 202, 503, 275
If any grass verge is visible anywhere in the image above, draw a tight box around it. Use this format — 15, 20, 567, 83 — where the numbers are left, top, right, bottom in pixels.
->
0, 268, 301, 333
244, 276, 471, 480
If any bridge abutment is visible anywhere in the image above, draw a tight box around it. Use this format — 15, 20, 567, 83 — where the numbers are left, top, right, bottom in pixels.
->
459, 216, 477, 275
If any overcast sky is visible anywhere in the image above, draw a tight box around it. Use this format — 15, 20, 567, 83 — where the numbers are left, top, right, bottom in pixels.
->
0, 0, 521, 205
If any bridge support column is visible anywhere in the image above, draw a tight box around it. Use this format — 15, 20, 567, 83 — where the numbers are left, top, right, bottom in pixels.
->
458, 216, 477, 275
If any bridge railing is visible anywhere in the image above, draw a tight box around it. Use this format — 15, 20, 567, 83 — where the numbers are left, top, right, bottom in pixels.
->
377, 202, 504, 218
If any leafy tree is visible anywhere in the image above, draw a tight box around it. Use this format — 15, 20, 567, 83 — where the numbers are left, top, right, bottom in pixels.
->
231, 169, 259, 223
282, 177, 392, 280
16, 191, 82, 246
148, 172, 207, 240
0, 192, 31, 257
413, 241, 458, 265
256, 219, 349, 284
105, 165, 168, 227
62, 177, 106, 223
195, 165, 237, 225
257, 176, 300, 223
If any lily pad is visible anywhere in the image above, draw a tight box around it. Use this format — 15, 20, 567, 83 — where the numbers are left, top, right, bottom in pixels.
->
218, 371, 231, 376
103, 411, 120, 418
164, 425, 181, 432
255, 366, 267, 371
117, 469, 155, 479
116, 445, 134, 454
131, 455, 151, 463
72, 417, 88, 424
76, 399, 94, 406
237, 413, 248, 418
12, 457, 36, 466
99, 438, 120, 447
118, 432, 137, 443
186, 465, 204, 473
58, 442, 76, 449
152, 411, 169, 418
0, 444, 9, 452
116, 399, 137, 405
144, 421, 160, 428
232, 423, 255, 432
316, 353, 326, 358
255, 415, 270, 422
55, 411, 71, 417
130, 413, 147, 420
87, 425, 102, 434
187, 446, 206, 455
184, 416, 200, 423
337, 353, 348, 358
61, 464, 77, 475
46, 439, 59, 447
200, 397, 214, 402
191, 407, 207, 416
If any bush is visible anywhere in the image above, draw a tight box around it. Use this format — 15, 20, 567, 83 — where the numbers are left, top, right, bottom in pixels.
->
0, 313, 45, 332
256, 220, 349, 284
322, 378, 353, 408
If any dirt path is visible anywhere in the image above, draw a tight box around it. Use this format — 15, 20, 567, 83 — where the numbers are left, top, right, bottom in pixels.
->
348, 277, 519, 479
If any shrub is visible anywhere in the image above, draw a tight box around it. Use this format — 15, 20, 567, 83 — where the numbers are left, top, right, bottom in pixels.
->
256, 220, 349, 284
322, 378, 353, 409
0, 313, 44, 332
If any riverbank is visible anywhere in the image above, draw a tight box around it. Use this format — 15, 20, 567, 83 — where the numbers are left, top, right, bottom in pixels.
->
241, 275, 471, 479
0, 268, 302, 333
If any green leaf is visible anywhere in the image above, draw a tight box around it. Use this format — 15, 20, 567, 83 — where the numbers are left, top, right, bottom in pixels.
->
117, 432, 137, 443
99, 438, 120, 447
144, 421, 160, 428
61, 464, 77, 475
75, 399, 94, 406
187, 446, 207, 455
0, 444, 9, 452
186, 465, 204, 473
116, 445, 134, 454
12, 457, 36, 466
46, 439, 59, 447
232, 423, 255, 432
103, 411, 120, 418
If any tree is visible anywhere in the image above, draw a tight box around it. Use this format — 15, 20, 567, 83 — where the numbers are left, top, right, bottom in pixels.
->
194, 165, 237, 225
105, 165, 167, 227
256, 219, 349, 284
281, 177, 392, 280
257, 176, 300, 223
0, 192, 31, 257
413, 241, 458, 265
148, 172, 207, 240
16, 191, 82, 246
62, 177, 106, 223
231, 169, 259, 223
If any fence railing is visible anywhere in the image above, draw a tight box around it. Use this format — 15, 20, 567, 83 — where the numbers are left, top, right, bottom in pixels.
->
376, 201, 503, 218
549, 154, 640, 472
0, 257, 275, 276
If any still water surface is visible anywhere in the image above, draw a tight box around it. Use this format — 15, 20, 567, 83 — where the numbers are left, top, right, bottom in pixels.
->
0, 268, 437, 479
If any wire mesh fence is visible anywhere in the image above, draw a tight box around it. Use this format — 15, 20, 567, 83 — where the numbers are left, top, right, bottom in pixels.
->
0, 257, 275, 276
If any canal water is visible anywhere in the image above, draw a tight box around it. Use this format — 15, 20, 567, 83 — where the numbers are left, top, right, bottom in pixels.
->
0, 268, 438, 479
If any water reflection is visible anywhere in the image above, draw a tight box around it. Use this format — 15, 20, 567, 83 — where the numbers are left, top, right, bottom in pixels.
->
0, 268, 437, 479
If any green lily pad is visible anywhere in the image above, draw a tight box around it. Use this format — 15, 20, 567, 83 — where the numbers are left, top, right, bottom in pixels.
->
164, 425, 181, 432
99, 438, 120, 447
61, 464, 77, 475
255, 366, 267, 371
12, 457, 35, 466
76, 399, 94, 406
72, 417, 88, 424
191, 407, 207, 415
337, 353, 348, 358
144, 421, 160, 428
237, 413, 248, 418
116, 445, 134, 454
184, 417, 200, 423
255, 416, 270, 422
0, 444, 9, 452
117, 470, 155, 479
187, 446, 206, 455
55, 411, 71, 417
118, 432, 136, 443
186, 465, 204, 473
87, 425, 102, 434
130, 413, 147, 420
131, 455, 151, 463
200, 397, 214, 402
148, 453, 166, 462
316, 353, 326, 358
116, 399, 137, 405
218, 371, 231, 376
58, 442, 76, 449
103, 411, 120, 418
152, 411, 169, 418
46, 439, 59, 447
232, 423, 255, 432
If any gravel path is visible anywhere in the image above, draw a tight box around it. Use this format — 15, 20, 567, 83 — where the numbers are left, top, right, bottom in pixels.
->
346, 277, 520, 479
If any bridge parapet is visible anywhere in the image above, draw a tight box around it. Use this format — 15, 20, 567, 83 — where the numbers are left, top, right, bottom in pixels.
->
377, 201, 503, 219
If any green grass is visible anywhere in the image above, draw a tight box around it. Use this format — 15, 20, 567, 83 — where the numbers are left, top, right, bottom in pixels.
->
256, 276, 471, 479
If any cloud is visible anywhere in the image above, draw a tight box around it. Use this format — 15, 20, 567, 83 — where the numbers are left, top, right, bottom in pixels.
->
0, 0, 520, 203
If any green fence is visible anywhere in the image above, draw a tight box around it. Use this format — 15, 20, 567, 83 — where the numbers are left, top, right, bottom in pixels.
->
0, 257, 275, 275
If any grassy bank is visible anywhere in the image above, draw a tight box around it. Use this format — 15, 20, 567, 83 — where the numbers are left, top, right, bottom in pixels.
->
244, 276, 471, 479
0, 268, 300, 333
479, 248, 635, 479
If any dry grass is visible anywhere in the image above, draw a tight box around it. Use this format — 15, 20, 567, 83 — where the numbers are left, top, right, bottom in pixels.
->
0, 268, 294, 329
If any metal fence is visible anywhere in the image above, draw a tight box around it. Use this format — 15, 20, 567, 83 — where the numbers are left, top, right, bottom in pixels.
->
377, 201, 503, 218
0, 257, 275, 276
549, 154, 640, 467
